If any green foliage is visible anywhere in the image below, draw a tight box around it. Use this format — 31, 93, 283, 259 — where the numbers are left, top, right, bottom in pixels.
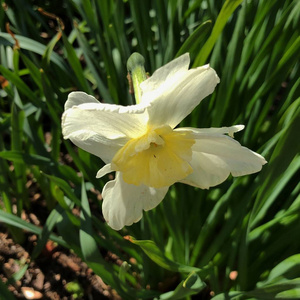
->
65, 281, 84, 299
0, 0, 299, 299
0, 278, 16, 300
128, 236, 202, 273
158, 272, 206, 300
212, 254, 300, 299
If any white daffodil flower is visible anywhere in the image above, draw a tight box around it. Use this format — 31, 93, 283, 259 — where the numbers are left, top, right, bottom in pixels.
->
62, 53, 266, 230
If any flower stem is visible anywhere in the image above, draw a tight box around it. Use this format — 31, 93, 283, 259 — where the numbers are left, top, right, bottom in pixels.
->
127, 52, 147, 104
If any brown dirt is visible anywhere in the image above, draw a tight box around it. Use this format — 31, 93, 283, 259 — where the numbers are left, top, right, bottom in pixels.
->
0, 221, 120, 300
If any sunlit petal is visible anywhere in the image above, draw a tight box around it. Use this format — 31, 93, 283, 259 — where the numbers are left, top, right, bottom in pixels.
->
181, 130, 267, 189
140, 53, 190, 95
140, 55, 220, 129
175, 125, 245, 137
96, 163, 113, 179
62, 92, 149, 162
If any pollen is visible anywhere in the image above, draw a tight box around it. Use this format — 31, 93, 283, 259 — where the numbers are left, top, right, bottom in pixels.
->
111, 126, 195, 188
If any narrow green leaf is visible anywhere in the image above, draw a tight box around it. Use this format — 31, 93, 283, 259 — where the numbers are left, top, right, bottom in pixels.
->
0, 33, 68, 72
193, 0, 244, 66
211, 291, 243, 299
259, 254, 300, 285
0, 65, 41, 107
176, 21, 212, 58
55, 210, 82, 255
0, 210, 68, 247
40, 70, 62, 127
20, 53, 42, 91
80, 179, 103, 263
251, 107, 300, 227
0, 279, 16, 300
118, 261, 131, 284
74, 24, 113, 103
248, 278, 300, 299
31, 205, 65, 260
128, 236, 201, 273
62, 32, 91, 93
9, 264, 28, 282
213, 279, 300, 299
78, 180, 126, 295
42, 173, 81, 207
0, 150, 54, 166
11, 103, 26, 215
275, 288, 300, 299
158, 272, 206, 300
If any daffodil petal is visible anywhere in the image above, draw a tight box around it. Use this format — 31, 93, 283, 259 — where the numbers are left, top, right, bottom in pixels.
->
96, 163, 113, 178
175, 125, 245, 137
140, 53, 190, 94
102, 172, 169, 230
181, 130, 267, 189
140, 55, 220, 129
64, 91, 100, 110
62, 92, 149, 163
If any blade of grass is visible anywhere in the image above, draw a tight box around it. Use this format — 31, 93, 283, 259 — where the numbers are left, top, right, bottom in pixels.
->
193, 0, 244, 66
0, 210, 68, 247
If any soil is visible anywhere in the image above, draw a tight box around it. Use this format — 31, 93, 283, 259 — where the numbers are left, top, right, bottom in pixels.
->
0, 203, 121, 300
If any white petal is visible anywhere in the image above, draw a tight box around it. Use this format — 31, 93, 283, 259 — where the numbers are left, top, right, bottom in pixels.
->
175, 125, 245, 137
181, 129, 267, 189
102, 172, 169, 230
64, 91, 100, 111
62, 92, 149, 163
140, 53, 190, 94
96, 163, 113, 178
141, 63, 220, 129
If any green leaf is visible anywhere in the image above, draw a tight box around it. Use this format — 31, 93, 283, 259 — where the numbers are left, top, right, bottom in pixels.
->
0, 65, 41, 108
0, 276, 17, 300
118, 261, 131, 283
248, 278, 300, 299
73, 24, 113, 103
31, 205, 65, 260
79, 179, 104, 263
213, 281, 300, 300
211, 291, 243, 299
0, 150, 54, 166
8, 264, 28, 283
0, 33, 69, 72
251, 105, 300, 227
128, 236, 201, 273
61, 32, 91, 93
40, 70, 61, 126
193, 0, 244, 66
176, 20, 212, 58
41, 173, 81, 207
56, 210, 82, 255
0, 210, 68, 248
20, 53, 43, 91
158, 272, 206, 300
214, 259, 300, 300
259, 254, 300, 286
78, 180, 125, 294
275, 288, 300, 299
10, 102, 27, 217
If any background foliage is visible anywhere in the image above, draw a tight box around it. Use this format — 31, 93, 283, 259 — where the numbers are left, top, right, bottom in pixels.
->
0, 0, 299, 299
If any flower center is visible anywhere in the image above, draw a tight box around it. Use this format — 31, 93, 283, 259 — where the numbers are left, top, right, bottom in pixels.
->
111, 126, 195, 188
